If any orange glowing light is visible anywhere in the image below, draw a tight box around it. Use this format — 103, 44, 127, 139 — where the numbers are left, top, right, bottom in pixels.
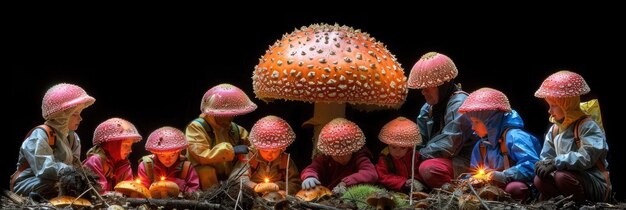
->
264, 178, 270, 183
160, 176, 166, 181
478, 169, 485, 175
135, 178, 141, 184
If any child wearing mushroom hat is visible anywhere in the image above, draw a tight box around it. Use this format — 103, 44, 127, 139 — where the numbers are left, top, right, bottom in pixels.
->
533, 71, 611, 202
11, 83, 95, 198
460, 88, 541, 201
230, 115, 301, 195
138, 127, 200, 193
185, 83, 257, 190
83, 118, 142, 193
375, 117, 426, 193
407, 52, 478, 189
300, 118, 378, 194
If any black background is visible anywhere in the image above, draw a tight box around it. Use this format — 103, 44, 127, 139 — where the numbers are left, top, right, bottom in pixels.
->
9, 7, 624, 200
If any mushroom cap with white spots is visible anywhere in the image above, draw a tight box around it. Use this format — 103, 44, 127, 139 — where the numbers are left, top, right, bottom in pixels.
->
249, 115, 296, 150
378, 117, 421, 147
535, 70, 590, 98
145, 127, 188, 153
42, 83, 95, 120
252, 23, 407, 109
317, 118, 365, 156
93, 118, 142, 145
407, 52, 458, 89
201, 83, 257, 117
459, 88, 512, 113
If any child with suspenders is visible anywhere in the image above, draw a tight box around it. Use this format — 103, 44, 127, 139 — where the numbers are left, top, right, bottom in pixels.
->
230, 116, 301, 195
11, 83, 95, 198
138, 127, 199, 195
533, 71, 611, 202
83, 118, 142, 193
460, 88, 542, 201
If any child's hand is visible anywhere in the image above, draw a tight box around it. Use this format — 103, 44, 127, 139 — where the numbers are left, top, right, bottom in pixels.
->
302, 177, 320, 189
332, 182, 347, 194
233, 145, 249, 155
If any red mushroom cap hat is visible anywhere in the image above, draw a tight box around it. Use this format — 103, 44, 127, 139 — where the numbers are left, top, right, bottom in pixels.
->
317, 118, 365, 156
201, 83, 257, 117
252, 23, 407, 108
407, 52, 458, 89
459, 88, 512, 113
42, 83, 95, 120
145, 127, 188, 153
535, 70, 590, 98
249, 115, 296, 150
93, 118, 142, 145
378, 117, 421, 147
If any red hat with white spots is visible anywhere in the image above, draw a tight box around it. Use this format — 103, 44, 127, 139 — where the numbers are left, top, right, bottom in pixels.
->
408, 52, 458, 89
145, 127, 188, 153
459, 88, 512, 113
42, 83, 95, 120
378, 117, 421, 147
535, 70, 590, 98
201, 83, 257, 117
249, 115, 296, 150
93, 118, 142, 145
317, 118, 365, 156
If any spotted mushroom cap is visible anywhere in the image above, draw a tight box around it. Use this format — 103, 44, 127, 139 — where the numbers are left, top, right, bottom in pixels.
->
114, 180, 151, 198
201, 83, 257, 117
145, 127, 188, 153
93, 118, 142, 145
42, 83, 95, 120
149, 180, 180, 198
252, 23, 408, 109
459, 88, 512, 113
535, 70, 590, 98
378, 117, 421, 147
407, 52, 458, 89
249, 115, 296, 150
317, 118, 365, 156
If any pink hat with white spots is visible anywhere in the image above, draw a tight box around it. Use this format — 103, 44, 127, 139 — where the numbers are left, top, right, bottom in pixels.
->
42, 83, 95, 119
249, 115, 296, 150
407, 52, 458, 89
145, 127, 188, 153
200, 83, 257, 117
535, 70, 590, 98
378, 117, 422, 148
459, 88, 511, 113
317, 118, 365, 156
93, 118, 142, 145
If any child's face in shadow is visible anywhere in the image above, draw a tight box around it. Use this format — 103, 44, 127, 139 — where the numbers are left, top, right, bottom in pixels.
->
331, 153, 352, 165
259, 148, 282, 162
120, 139, 134, 160
156, 151, 180, 167
389, 145, 410, 159
470, 117, 488, 138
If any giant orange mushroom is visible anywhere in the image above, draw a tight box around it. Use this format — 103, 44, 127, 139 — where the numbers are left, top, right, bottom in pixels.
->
252, 23, 407, 157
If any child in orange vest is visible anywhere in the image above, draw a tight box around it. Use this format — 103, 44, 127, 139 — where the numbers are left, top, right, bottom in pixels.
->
138, 127, 200, 194
230, 116, 301, 195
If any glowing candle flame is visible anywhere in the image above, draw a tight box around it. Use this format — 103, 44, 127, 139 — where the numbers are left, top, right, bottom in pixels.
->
136, 178, 141, 184
478, 169, 485, 175
161, 176, 166, 181
264, 178, 270, 183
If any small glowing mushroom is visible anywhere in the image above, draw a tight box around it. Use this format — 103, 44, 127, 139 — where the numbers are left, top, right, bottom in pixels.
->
149, 176, 180, 199
114, 180, 151, 198
49, 195, 92, 208
252, 23, 408, 158
295, 185, 333, 201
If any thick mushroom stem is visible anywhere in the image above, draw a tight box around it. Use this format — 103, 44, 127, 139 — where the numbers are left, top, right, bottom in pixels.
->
302, 102, 346, 158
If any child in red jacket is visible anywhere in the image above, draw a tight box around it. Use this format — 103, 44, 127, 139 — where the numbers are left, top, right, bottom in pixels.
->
375, 117, 426, 193
300, 118, 378, 194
